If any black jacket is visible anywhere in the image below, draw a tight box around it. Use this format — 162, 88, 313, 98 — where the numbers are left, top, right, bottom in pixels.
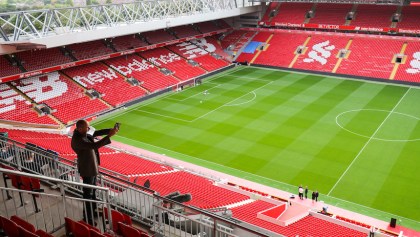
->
87, 129, 111, 166
71, 129, 111, 177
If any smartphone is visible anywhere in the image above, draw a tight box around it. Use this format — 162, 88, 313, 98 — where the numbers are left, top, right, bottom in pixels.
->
114, 122, 121, 130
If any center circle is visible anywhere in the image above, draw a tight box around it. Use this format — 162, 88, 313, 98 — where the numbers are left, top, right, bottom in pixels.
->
336, 109, 420, 142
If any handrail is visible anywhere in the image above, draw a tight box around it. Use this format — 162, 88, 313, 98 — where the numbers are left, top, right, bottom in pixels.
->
0, 167, 108, 192
0, 167, 114, 233
0, 135, 131, 182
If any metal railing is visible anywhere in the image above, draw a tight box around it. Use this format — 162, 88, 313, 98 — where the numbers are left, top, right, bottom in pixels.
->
0, 136, 276, 236
0, 0, 259, 42
0, 167, 113, 234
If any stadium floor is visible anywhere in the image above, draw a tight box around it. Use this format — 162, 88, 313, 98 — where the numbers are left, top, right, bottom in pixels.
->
93, 66, 420, 230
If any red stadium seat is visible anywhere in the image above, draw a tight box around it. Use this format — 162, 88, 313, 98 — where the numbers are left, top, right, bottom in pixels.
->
142, 29, 176, 44
16, 48, 72, 72
67, 40, 114, 60
105, 54, 179, 93
271, 3, 313, 24
73, 220, 91, 237
11, 216, 36, 233
171, 25, 199, 38
112, 34, 148, 52
1, 216, 20, 237
62, 62, 146, 107
90, 229, 109, 237
121, 213, 132, 226
196, 21, 220, 34
10, 72, 109, 124
64, 217, 76, 236
131, 171, 249, 208
35, 230, 54, 237
78, 220, 100, 232
0, 56, 21, 77
138, 47, 205, 81
103, 208, 125, 234
118, 222, 142, 237
18, 226, 39, 237
18, 226, 38, 237
0, 84, 57, 125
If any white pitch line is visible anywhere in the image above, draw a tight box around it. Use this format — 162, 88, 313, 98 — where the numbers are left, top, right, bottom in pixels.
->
221, 75, 273, 82
224, 91, 256, 107
328, 88, 412, 196
135, 110, 192, 122
165, 84, 221, 102
189, 81, 273, 122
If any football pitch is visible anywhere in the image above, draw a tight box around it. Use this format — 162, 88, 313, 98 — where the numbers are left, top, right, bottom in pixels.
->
93, 66, 420, 230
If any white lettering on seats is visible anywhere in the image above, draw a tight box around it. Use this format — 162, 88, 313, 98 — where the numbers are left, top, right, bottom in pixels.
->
15, 72, 68, 102
406, 52, 420, 74
159, 53, 180, 64
0, 84, 27, 113
73, 68, 118, 87
303, 40, 336, 65
191, 38, 216, 54
146, 52, 181, 66
110, 59, 154, 76
176, 41, 208, 59
148, 57, 161, 66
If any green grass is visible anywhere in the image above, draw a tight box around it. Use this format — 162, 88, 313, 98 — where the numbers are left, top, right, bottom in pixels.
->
93, 66, 420, 230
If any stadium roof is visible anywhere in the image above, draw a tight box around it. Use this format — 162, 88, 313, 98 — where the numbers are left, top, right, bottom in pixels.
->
0, 0, 260, 49
251, 0, 408, 5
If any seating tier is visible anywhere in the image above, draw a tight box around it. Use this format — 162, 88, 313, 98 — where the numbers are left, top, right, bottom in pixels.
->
63, 62, 146, 106
0, 84, 57, 125
132, 171, 249, 208
194, 54, 229, 71
350, 5, 396, 28
394, 42, 420, 83
105, 54, 179, 92
139, 47, 205, 81
231, 200, 366, 237
167, 42, 209, 59
0, 56, 22, 78
197, 21, 220, 34
216, 20, 231, 30
232, 31, 256, 52
309, 4, 352, 25
252, 32, 272, 43
166, 42, 228, 70
261, 2, 280, 22
99, 153, 174, 175
293, 34, 350, 72
253, 32, 309, 67
142, 30, 176, 44
11, 72, 109, 124
16, 48, 73, 72
68, 40, 114, 60
221, 30, 246, 49
397, 6, 420, 30
171, 25, 200, 39
236, 53, 255, 63
112, 35, 148, 52
194, 37, 231, 60
336, 37, 403, 79
271, 3, 313, 24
